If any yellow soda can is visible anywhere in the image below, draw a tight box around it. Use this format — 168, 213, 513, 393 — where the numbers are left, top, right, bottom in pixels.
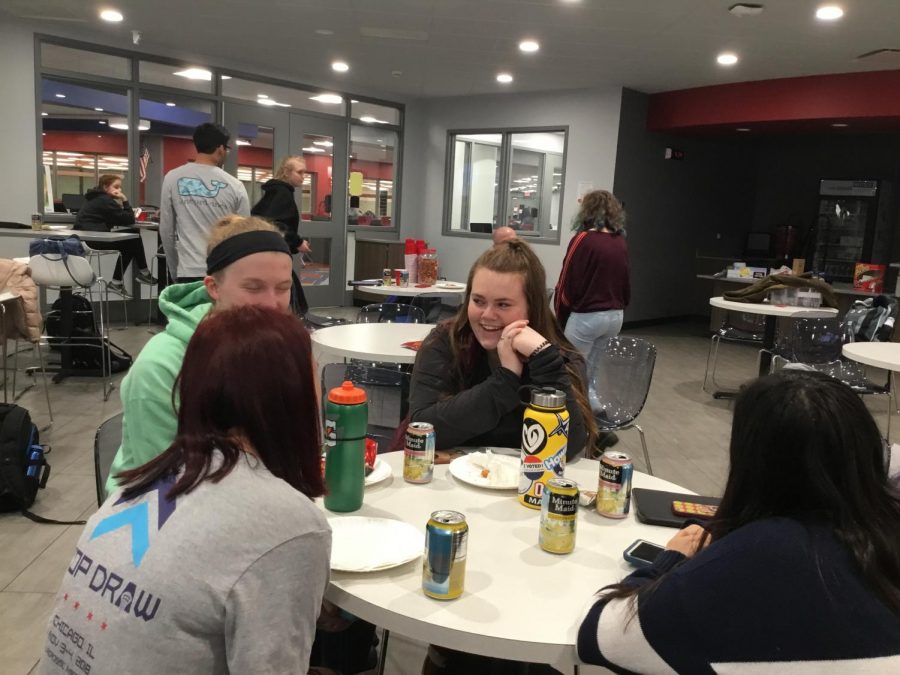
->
519, 387, 569, 509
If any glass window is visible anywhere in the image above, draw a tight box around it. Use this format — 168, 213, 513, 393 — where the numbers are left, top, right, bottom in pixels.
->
139, 60, 214, 93
444, 129, 565, 241
235, 125, 274, 206
349, 126, 397, 228
351, 100, 401, 126
301, 134, 334, 221
41, 44, 131, 79
223, 77, 347, 116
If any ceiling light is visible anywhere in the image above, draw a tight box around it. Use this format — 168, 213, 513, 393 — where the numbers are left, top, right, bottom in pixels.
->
55, 93, 66, 99
174, 68, 213, 81
313, 140, 334, 147
496, 73, 514, 83
108, 117, 150, 131
94, 107, 104, 112
41, 112, 48, 117
302, 146, 325, 153
728, 3, 764, 17
220, 75, 232, 80
258, 99, 290, 107
832, 122, 849, 127
360, 115, 377, 123
310, 93, 343, 104
236, 139, 251, 146
257, 94, 268, 99
816, 5, 844, 20
165, 102, 176, 107
42, 133, 46, 136
519, 40, 540, 53
99, 9, 124, 22
332, 61, 349, 72
315, 28, 335, 36
736, 127, 751, 132
98, 120, 107, 125
717, 52, 739, 66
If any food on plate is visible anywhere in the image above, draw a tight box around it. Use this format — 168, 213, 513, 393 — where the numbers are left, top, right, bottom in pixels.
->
364, 438, 377, 476
467, 450, 517, 487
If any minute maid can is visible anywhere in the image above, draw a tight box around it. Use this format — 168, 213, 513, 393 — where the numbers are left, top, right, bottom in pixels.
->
519, 387, 569, 509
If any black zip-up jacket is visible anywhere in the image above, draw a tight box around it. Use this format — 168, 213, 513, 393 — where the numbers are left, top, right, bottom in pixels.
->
251, 179, 306, 254
73, 188, 135, 232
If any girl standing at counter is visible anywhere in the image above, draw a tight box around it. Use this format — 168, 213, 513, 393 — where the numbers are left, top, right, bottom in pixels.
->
409, 239, 595, 460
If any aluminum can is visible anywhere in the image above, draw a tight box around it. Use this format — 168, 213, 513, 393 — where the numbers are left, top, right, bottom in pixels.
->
382, 267, 393, 285
31, 213, 42, 231
519, 387, 569, 509
539, 477, 579, 554
399, 269, 410, 287
596, 450, 633, 519
423, 510, 467, 600
403, 422, 435, 483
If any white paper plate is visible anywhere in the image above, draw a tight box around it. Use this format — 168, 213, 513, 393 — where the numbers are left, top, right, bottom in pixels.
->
365, 458, 391, 487
435, 282, 465, 290
328, 516, 424, 572
449, 451, 520, 490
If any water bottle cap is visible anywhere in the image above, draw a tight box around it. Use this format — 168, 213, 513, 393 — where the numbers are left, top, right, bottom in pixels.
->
530, 386, 565, 408
328, 380, 367, 404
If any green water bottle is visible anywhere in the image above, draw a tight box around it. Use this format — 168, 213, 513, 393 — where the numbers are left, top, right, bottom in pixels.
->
324, 380, 368, 512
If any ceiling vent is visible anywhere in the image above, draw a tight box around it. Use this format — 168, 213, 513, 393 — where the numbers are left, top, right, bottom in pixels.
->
729, 3, 764, 17
857, 49, 900, 67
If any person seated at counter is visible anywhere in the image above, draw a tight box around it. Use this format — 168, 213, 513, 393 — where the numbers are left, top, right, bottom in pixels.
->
577, 370, 900, 672
408, 239, 595, 461
38, 306, 331, 675
74, 173, 154, 296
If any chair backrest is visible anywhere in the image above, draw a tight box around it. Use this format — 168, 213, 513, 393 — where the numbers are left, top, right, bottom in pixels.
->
591, 336, 656, 428
410, 294, 446, 323
94, 412, 123, 506
722, 310, 766, 335
789, 317, 846, 364
28, 254, 95, 288
61, 193, 86, 213
321, 362, 411, 452
357, 303, 426, 324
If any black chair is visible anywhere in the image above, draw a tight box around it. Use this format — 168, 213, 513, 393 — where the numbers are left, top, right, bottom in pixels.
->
410, 294, 455, 323
93, 412, 123, 506
702, 311, 766, 395
321, 362, 410, 453
61, 193, 86, 213
357, 303, 426, 324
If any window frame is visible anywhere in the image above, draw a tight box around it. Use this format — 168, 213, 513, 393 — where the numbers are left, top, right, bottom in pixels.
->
442, 126, 569, 244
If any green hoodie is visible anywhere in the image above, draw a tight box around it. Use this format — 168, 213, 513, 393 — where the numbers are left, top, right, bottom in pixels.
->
105, 281, 212, 496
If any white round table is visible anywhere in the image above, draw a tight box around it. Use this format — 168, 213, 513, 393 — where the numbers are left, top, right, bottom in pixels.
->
321, 451, 695, 669
311, 323, 436, 364
352, 281, 467, 298
842, 342, 900, 441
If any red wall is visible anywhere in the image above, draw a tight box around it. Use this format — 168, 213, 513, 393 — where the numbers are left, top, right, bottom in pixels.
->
648, 69, 900, 132
43, 132, 127, 154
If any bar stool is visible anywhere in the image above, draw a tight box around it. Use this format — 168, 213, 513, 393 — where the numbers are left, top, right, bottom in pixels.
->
81, 243, 128, 328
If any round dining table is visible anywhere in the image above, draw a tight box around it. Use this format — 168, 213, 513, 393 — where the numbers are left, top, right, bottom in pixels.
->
352, 281, 467, 297
842, 341, 900, 440
311, 322, 436, 365
321, 450, 696, 672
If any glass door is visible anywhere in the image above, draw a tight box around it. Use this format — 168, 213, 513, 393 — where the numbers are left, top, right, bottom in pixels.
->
223, 104, 348, 307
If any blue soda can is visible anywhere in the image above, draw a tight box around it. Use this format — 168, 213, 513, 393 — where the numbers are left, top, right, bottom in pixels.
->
596, 450, 633, 519
422, 510, 467, 600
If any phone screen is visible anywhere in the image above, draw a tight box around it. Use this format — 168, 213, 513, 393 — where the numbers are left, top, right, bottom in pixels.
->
629, 541, 665, 564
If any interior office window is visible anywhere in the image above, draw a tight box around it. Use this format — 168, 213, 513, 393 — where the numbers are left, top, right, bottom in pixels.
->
349, 125, 397, 227
137, 92, 214, 208
41, 44, 131, 80
351, 101, 401, 126
301, 134, 334, 221
444, 129, 566, 242
223, 77, 347, 116
447, 134, 501, 233
40, 78, 130, 212
140, 60, 215, 93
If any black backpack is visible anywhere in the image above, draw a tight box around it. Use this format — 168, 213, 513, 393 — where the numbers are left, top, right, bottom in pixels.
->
844, 295, 899, 343
45, 294, 133, 374
0, 404, 85, 525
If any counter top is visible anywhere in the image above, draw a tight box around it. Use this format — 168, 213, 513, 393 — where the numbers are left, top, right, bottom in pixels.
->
696, 274, 883, 298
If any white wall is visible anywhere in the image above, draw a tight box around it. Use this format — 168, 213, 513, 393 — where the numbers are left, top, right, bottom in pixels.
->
0, 21, 38, 225
400, 87, 623, 287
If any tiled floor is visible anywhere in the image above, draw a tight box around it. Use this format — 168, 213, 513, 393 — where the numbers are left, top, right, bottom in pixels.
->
1, 313, 890, 674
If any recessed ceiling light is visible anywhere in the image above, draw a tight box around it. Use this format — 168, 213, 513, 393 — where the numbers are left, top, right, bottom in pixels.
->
717, 52, 739, 66
313, 140, 334, 147
360, 115, 377, 123
332, 61, 349, 72
832, 122, 849, 127
55, 93, 66, 99
220, 75, 232, 80
174, 68, 213, 81
311, 93, 343, 104
165, 102, 176, 107
302, 146, 325, 153
736, 127, 752, 132
816, 5, 844, 20
108, 117, 151, 131
391, 71, 402, 78
94, 107, 104, 112
99, 9, 123, 22
519, 40, 540, 53
257, 94, 268, 99
315, 28, 334, 36
42, 132, 46, 136
99, 120, 107, 125
496, 72, 514, 83
41, 112, 48, 117
236, 139, 251, 146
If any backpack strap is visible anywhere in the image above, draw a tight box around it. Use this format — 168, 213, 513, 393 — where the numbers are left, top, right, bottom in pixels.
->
20, 509, 86, 526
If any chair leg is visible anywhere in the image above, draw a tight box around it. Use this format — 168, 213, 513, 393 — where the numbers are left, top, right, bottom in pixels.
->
34, 338, 53, 425
97, 280, 113, 402
702, 335, 719, 393
633, 423, 653, 476
376, 628, 390, 675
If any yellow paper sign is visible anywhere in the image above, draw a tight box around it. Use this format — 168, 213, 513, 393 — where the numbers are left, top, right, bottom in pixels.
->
349, 171, 364, 197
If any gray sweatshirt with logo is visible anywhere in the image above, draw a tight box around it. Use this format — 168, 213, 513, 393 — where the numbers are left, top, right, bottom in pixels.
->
38, 455, 331, 675
159, 163, 250, 278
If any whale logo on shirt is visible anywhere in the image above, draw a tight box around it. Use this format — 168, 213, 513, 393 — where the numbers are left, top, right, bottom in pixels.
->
177, 177, 228, 198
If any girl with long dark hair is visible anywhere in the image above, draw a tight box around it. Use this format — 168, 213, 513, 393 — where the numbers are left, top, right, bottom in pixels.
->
578, 370, 900, 672
40, 307, 330, 674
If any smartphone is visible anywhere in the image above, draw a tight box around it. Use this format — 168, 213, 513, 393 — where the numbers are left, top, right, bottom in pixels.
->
672, 500, 718, 519
623, 539, 666, 568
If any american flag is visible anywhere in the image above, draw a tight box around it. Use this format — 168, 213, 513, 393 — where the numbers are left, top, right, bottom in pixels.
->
138, 145, 150, 183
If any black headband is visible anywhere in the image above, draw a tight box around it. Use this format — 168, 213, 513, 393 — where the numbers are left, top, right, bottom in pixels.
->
206, 230, 291, 274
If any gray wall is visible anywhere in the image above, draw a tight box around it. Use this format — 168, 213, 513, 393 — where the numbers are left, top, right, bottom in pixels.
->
612, 89, 758, 321
400, 87, 623, 288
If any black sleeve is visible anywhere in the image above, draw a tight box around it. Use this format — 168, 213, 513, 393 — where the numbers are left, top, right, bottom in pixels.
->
528, 345, 588, 459
252, 189, 301, 253
408, 330, 523, 449
81, 195, 135, 228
